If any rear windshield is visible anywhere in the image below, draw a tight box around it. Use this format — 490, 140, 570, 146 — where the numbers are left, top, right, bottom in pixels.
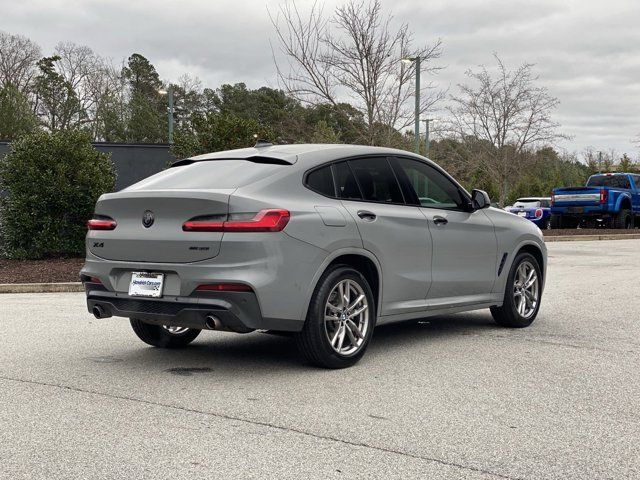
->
127, 160, 288, 190
587, 175, 631, 189
513, 200, 541, 208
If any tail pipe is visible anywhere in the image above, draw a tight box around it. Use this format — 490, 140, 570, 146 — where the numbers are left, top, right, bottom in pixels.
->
205, 314, 223, 330
92, 305, 105, 319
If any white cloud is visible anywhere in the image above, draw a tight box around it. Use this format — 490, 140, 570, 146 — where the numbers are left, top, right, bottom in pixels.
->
3, 0, 639, 156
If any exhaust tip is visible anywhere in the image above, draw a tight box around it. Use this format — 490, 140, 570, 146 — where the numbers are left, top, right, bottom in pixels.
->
205, 315, 221, 330
92, 305, 105, 319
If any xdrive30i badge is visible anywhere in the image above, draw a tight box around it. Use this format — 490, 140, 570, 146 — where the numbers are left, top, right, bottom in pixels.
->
142, 210, 155, 228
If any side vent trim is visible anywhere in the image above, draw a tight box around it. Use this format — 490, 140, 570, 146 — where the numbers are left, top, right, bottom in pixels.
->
498, 253, 508, 276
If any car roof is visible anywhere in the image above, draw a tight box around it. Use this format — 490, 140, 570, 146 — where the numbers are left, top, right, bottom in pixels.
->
178, 144, 427, 168
590, 172, 628, 176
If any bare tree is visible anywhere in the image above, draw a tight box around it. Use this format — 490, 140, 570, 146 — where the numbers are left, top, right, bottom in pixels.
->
0, 31, 42, 92
270, 0, 443, 145
53, 42, 120, 136
172, 74, 204, 128
447, 54, 566, 204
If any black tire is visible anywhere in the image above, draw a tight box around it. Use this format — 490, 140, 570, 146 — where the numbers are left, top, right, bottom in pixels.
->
550, 214, 562, 229
295, 265, 376, 369
613, 209, 633, 229
490, 252, 542, 328
130, 319, 201, 348
544, 217, 551, 230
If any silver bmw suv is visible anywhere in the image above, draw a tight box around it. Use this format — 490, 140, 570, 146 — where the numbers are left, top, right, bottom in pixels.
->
82, 144, 547, 368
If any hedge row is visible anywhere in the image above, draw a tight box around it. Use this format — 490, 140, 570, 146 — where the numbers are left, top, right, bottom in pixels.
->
0, 130, 116, 259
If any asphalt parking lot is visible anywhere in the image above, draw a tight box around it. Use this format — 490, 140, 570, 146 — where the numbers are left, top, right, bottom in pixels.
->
1, 240, 638, 480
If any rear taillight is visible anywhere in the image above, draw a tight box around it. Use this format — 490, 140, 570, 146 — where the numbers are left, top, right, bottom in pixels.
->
599, 189, 607, 204
87, 218, 117, 230
183, 209, 290, 233
196, 283, 253, 292
182, 220, 224, 232
534, 208, 543, 218
550, 194, 555, 206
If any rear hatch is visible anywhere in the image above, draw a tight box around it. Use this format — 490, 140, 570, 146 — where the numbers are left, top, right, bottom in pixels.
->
509, 207, 541, 219
508, 199, 544, 219
87, 157, 291, 263
89, 189, 231, 263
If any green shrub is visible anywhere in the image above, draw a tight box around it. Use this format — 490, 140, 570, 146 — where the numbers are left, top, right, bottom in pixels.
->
0, 130, 116, 259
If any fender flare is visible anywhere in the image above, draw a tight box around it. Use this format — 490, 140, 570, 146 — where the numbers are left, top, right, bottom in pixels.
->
494, 237, 547, 295
300, 247, 383, 321
614, 193, 632, 212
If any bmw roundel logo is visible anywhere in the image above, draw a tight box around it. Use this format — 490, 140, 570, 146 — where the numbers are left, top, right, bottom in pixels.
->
142, 210, 155, 228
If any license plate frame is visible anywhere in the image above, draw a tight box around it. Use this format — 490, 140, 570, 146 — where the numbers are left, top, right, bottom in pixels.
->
128, 272, 165, 298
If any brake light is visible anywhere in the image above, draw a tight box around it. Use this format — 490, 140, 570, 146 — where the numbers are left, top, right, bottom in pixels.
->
550, 194, 555, 206
534, 208, 543, 218
183, 209, 290, 233
599, 189, 607, 204
87, 218, 117, 230
196, 283, 253, 292
182, 220, 224, 232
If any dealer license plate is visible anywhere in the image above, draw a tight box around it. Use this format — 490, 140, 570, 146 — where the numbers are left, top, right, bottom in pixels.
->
129, 272, 164, 298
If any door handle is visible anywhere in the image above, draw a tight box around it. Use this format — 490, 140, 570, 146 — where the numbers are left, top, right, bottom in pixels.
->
433, 215, 448, 226
357, 210, 377, 221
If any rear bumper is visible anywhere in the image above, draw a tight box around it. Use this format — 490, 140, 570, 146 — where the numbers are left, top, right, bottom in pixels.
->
85, 284, 302, 332
550, 206, 608, 217
551, 212, 614, 220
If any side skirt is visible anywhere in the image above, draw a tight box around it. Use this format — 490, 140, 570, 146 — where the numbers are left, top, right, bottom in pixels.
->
376, 298, 502, 326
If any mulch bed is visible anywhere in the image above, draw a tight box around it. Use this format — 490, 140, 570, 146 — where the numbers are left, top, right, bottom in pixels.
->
0, 258, 84, 284
543, 229, 638, 236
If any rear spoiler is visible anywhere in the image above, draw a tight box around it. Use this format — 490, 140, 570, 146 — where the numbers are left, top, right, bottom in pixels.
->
171, 146, 298, 168
171, 155, 293, 168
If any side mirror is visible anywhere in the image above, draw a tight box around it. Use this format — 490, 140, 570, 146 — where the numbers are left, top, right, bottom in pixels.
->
471, 189, 491, 210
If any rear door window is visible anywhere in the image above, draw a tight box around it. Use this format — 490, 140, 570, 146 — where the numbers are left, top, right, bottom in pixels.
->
347, 157, 404, 204
333, 161, 363, 200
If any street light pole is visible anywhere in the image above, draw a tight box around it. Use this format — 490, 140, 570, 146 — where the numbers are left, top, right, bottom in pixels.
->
414, 57, 421, 155
422, 118, 431, 157
167, 86, 174, 144
159, 86, 174, 144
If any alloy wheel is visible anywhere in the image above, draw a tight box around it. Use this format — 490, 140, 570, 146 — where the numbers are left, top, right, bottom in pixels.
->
162, 325, 190, 335
324, 279, 370, 356
513, 260, 539, 319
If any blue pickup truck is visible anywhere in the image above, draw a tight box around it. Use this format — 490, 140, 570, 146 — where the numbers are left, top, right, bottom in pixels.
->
551, 173, 640, 229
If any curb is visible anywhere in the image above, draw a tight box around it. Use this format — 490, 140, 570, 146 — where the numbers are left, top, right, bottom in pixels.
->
0, 282, 84, 294
544, 234, 640, 243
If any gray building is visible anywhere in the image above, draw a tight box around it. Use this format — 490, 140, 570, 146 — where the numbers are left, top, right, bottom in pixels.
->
0, 142, 174, 191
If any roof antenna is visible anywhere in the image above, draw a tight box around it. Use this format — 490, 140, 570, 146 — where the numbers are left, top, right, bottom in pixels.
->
254, 139, 273, 148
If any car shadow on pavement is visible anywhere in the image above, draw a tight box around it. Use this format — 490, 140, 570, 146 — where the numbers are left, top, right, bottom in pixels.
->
112, 311, 499, 374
